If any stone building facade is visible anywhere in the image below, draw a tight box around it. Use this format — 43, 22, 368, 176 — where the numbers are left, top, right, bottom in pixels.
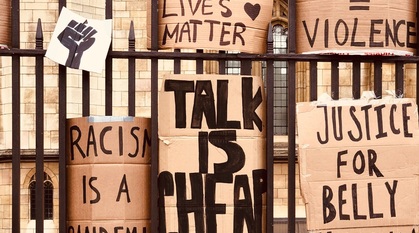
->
0, 0, 417, 232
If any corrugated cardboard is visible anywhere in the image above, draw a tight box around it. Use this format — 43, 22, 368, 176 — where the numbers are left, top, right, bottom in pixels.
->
147, 0, 273, 54
296, 0, 417, 55
66, 117, 151, 227
158, 74, 267, 232
296, 98, 419, 232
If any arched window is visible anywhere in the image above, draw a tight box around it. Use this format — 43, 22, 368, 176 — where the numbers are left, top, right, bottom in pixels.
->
271, 24, 288, 135
29, 172, 53, 220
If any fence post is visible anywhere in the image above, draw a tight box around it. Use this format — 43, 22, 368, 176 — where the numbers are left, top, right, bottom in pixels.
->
35, 18, 45, 233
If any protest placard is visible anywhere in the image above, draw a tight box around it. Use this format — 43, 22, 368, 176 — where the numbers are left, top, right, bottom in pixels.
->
296, 0, 417, 55
66, 116, 151, 233
46, 7, 112, 73
147, 0, 272, 54
297, 98, 419, 232
158, 74, 267, 232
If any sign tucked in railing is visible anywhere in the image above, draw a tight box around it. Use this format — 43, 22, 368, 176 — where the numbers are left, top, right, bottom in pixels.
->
66, 117, 151, 233
158, 74, 267, 232
296, 0, 417, 55
297, 97, 419, 233
147, 0, 273, 54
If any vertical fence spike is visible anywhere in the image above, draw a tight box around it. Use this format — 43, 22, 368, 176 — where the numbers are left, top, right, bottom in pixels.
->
129, 21, 135, 51
267, 23, 273, 54
36, 18, 43, 49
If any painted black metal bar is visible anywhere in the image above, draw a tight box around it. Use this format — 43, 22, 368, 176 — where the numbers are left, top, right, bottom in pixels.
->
58, 1, 67, 232
331, 61, 339, 100
82, 70, 90, 116
174, 49, 181, 74
58, 63, 67, 233
128, 21, 136, 116
6, 48, 419, 63
35, 19, 45, 233
287, 60, 296, 233
150, 0, 159, 232
309, 61, 318, 101
352, 61, 361, 99
11, 0, 21, 231
266, 25, 274, 233
196, 49, 204, 74
288, 0, 296, 232
218, 51, 226, 74
241, 54, 252, 75
374, 61, 383, 98
105, 0, 113, 115
395, 62, 404, 98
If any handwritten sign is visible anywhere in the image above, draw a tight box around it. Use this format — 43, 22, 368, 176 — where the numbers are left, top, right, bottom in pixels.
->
158, 74, 267, 232
296, 98, 419, 232
296, 0, 417, 55
147, 0, 273, 54
66, 117, 151, 233
46, 7, 112, 73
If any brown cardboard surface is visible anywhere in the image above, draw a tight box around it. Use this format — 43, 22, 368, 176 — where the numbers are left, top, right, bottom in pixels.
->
159, 137, 266, 177
308, 226, 419, 233
303, 178, 418, 230
159, 74, 266, 137
296, 98, 419, 148
67, 164, 150, 221
67, 116, 151, 165
296, 0, 417, 55
67, 220, 150, 232
297, 98, 419, 232
160, 206, 267, 233
147, 0, 272, 54
158, 74, 267, 232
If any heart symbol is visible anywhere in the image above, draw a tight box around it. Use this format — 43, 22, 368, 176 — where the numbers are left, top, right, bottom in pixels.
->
244, 3, 261, 21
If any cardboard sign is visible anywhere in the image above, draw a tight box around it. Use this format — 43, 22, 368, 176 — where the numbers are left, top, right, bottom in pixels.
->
46, 7, 112, 73
147, 0, 273, 54
296, 0, 417, 55
296, 98, 419, 232
158, 74, 267, 232
66, 116, 151, 232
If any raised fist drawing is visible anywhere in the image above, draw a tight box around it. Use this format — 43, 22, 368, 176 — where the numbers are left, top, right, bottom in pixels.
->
57, 20, 97, 69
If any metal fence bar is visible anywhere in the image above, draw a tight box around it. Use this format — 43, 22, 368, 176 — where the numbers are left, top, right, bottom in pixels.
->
331, 61, 339, 100
150, 0, 159, 231
218, 51, 226, 74
58, 2, 67, 232
105, 0, 113, 115
174, 49, 181, 74
241, 56, 252, 75
128, 21, 136, 116
82, 71, 90, 116
288, 0, 296, 232
309, 61, 317, 101
266, 26, 274, 233
395, 62, 404, 97
352, 61, 361, 99
35, 19, 45, 233
11, 0, 21, 231
196, 49, 204, 74
58, 63, 67, 233
374, 61, 383, 98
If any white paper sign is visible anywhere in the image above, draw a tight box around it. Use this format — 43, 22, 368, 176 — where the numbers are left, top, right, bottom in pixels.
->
46, 7, 112, 73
